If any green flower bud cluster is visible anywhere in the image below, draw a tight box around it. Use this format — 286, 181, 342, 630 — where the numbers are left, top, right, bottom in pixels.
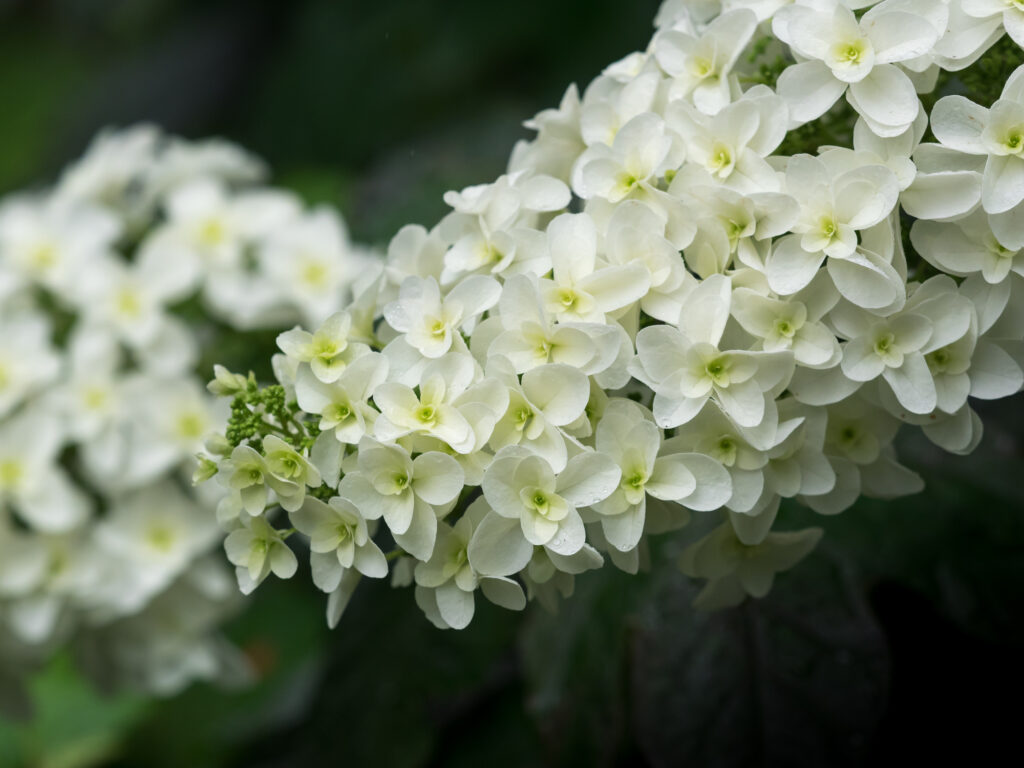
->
219, 373, 316, 454
225, 395, 263, 447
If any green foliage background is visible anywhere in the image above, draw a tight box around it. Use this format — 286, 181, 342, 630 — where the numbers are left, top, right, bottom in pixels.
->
1, 1, 1023, 766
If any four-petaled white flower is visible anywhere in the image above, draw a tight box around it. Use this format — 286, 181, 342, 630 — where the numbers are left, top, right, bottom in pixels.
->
224, 516, 298, 595
774, 0, 944, 136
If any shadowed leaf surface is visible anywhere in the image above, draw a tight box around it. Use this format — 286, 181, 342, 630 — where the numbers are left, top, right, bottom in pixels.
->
630, 549, 888, 768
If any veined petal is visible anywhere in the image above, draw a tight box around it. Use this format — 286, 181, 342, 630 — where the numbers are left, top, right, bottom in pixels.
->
468, 511, 533, 576
547, 212, 597, 284
901, 171, 982, 221
847, 65, 919, 133
882, 352, 937, 414
930, 95, 989, 155
435, 581, 475, 629
558, 451, 622, 508
776, 60, 846, 126
601, 504, 646, 552
577, 264, 651, 314
393, 497, 439, 561
766, 236, 826, 295
412, 452, 464, 505
982, 154, 1024, 214
715, 378, 765, 428
678, 273, 731, 346
827, 250, 905, 311
545, 507, 586, 556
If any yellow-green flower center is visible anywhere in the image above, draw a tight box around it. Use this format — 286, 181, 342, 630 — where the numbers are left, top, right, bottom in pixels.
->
199, 218, 226, 247
301, 260, 329, 287
558, 290, 579, 309
29, 243, 57, 269
927, 347, 952, 373
115, 288, 141, 318
775, 318, 795, 338
147, 524, 176, 553
691, 57, 713, 78
715, 435, 737, 466
1005, 130, 1024, 153
327, 402, 352, 421
705, 356, 730, 385
834, 39, 868, 65
0, 459, 23, 489
874, 333, 895, 355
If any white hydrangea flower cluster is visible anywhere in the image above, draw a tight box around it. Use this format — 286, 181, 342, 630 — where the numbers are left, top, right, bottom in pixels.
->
202, 0, 1024, 632
0, 125, 372, 709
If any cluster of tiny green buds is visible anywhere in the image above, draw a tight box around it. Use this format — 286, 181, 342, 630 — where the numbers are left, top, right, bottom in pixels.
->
209, 369, 319, 462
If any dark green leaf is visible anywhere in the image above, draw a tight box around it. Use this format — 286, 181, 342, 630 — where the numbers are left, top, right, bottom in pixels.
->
630, 548, 888, 768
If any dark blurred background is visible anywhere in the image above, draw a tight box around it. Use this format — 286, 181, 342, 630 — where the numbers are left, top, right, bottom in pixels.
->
1, 2, 1024, 767
0, 0, 662, 242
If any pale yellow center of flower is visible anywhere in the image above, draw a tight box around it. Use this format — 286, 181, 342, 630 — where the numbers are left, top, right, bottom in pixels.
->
313, 336, 343, 361
874, 332, 895, 356
176, 411, 206, 440
833, 39, 868, 66
618, 172, 640, 196
1004, 128, 1024, 154
514, 405, 533, 432
326, 402, 352, 421
0, 459, 24, 490
715, 435, 738, 467
300, 259, 329, 287
527, 489, 556, 518
147, 524, 177, 553
774, 318, 796, 339
558, 289, 580, 310
691, 57, 713, 78
82, 386, 109, 411
704, 356, 731, 386
115, 288, 142, 318
199, 217, 226, 247
927, 347, 953, 374
29, 243, 58, 270
709, 144, 732, 176
335, 521, 354, 543
417, 405, 437, 425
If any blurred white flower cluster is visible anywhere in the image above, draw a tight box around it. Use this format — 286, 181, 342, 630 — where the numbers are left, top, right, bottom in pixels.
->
201, 0, 1024, 633
0, 125, 372, 712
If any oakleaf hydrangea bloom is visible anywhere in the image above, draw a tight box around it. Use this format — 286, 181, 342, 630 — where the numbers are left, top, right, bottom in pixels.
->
0, 125, 371, 712
197, 0, 1024, 642
773, 0, 944, 136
